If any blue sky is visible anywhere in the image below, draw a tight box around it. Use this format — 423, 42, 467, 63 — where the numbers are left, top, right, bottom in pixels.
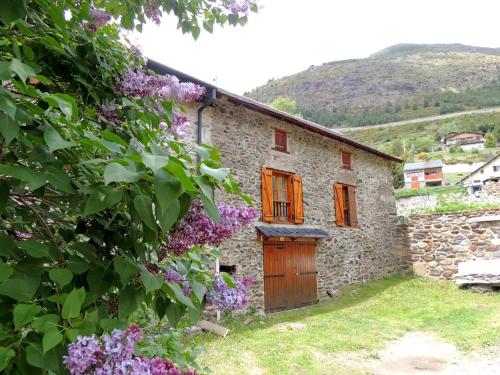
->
135, 0, 500, 94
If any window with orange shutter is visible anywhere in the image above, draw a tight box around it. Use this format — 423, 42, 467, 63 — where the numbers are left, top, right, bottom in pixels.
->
334, 183, 358, 227
261, 168, 303, 224
341, 151, 352, 170
273, 129, 288, 153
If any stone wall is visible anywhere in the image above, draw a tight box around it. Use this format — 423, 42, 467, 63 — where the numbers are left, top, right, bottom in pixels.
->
184, 98, 407, 309
407, 209, 500, 279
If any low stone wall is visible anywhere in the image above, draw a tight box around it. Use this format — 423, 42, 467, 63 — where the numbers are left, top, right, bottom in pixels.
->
407, 209, 500, 279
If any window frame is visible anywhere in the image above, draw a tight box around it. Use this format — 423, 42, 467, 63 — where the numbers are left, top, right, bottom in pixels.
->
334, 182, 358, 228
272, 128, 289, 153
270, 170, 293, 223
341, 151, 352, 170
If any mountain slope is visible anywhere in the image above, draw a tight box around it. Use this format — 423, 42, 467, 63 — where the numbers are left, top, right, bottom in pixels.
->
246, 44, 500, 128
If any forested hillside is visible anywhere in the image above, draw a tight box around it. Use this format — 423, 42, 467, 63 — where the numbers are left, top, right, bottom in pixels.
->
247, 44, 500, 128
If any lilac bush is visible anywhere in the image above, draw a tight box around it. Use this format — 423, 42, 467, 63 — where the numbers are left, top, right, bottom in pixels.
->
64, 324, 197, 374
166, 200, 258, 254
207, 276, 253, 311
118, 70, 206, 102
222, 0, 253, 14
160, 113, 191, 139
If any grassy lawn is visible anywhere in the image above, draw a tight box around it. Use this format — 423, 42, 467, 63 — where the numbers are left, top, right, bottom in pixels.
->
198, 275, 500, 374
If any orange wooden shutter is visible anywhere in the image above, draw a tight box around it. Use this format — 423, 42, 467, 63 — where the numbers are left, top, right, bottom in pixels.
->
347, 186, 358, 227
261, 168, 274, 222
292, 175, 304, 224
334, 183, 345, 226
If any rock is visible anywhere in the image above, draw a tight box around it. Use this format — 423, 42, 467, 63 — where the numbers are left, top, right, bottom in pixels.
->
243, 318, 253, 325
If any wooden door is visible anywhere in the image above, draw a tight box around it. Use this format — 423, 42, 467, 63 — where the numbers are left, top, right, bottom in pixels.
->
411, 174, 419, 189
263, 240, 318, 312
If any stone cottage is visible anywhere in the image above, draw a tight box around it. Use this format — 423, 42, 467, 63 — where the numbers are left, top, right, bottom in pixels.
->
149, 60, 405, 312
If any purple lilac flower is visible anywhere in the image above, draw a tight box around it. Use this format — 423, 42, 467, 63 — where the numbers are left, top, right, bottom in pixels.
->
221, 0, 252, 14
15, 231, 33, 240
96, 104, 121, 124
163, 270, 182, 283
207, 276, 253, 311
166, 200, 258, 254
160, 113, 191, 139
118, 70, 206, 103
90, 9, 112, 27
145, 2, 162, 25
64, 325, 196, 374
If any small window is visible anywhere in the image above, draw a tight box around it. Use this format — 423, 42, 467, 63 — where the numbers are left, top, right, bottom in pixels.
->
494, 166, 500, 172
273, 129, 288, 153
341, 151, 352, 170
219, 265, 236, 275
334, 183, 358, 227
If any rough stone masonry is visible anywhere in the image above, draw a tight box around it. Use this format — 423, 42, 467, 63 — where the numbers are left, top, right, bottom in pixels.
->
405, 209, 500, 279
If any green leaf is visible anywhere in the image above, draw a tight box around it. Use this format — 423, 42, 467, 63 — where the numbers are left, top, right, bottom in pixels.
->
8, 58, 35, 84
200, 194, 220, 223
13, 303, 42, 330
19, 240, 50, 258
104, 163, 143, 185
165, 302, 185, 328
133, 194, 157, 231
166, 282, 195, 309
0, 62, 12, 80
155, 296, 167, 320
68, 255, 89, 274
0, 111, 19, 146
43, 125, 74, 152
142, 154, 169, 172
190, 280, 208, 303
42, 93, 77, 118
0, 233, 15, 256
200, 164, 230, 182
48, 269, 73, 288
140, 270, 164, 293
99, 318, 128, 331
31, 314, 59, 333
42, 327, 63, 353
166, 162, 197, 191
113, 256, 138, 286
0, 94, 17, 120
156, 199, 180, 233
46, 169, 76, 194
154, 172, 184, 213
0, 180, 9, 215
61, 288, 86, 320
26, 342, 60, 372
118, 286, 144, 319
0, 0, 26, 24
83, 188, 122, 216
220, 272, 236, 288
0, 271, 40, 301
0, 260, 13, 282
0, 164, 46, 190
0, 347, 15, 372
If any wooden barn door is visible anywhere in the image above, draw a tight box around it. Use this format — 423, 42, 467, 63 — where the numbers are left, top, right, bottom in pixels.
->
263, 240, 318, 312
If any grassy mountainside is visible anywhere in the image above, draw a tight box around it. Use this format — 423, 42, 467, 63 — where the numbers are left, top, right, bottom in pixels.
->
246, 44, 500, 128
342, 112, 500, 164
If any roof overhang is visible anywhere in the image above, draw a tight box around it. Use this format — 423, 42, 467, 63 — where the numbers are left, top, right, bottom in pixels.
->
146, 59, 402, 163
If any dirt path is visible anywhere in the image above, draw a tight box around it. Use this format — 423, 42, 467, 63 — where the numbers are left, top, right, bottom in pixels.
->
336, 106, 500, 132
365, 332, 500, 375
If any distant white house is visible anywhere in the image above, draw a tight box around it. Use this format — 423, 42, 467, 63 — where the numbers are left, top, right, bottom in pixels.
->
457, 154, 500, 194
441, 132, 485, 151
403, 160, 444, 189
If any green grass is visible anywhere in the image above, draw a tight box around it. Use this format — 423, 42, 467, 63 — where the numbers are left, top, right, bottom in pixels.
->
197, 276, 500, 374
444, 172, 467, 185
395, 185, 464, 198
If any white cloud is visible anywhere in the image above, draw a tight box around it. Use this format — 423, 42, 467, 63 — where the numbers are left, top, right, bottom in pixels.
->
135, 0, 500, 95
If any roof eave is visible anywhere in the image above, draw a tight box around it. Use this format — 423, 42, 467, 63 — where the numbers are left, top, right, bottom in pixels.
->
146, 59, 402, 163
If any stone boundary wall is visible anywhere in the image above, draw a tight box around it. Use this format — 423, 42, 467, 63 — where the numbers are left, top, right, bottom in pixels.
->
406, 209, 500, 279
